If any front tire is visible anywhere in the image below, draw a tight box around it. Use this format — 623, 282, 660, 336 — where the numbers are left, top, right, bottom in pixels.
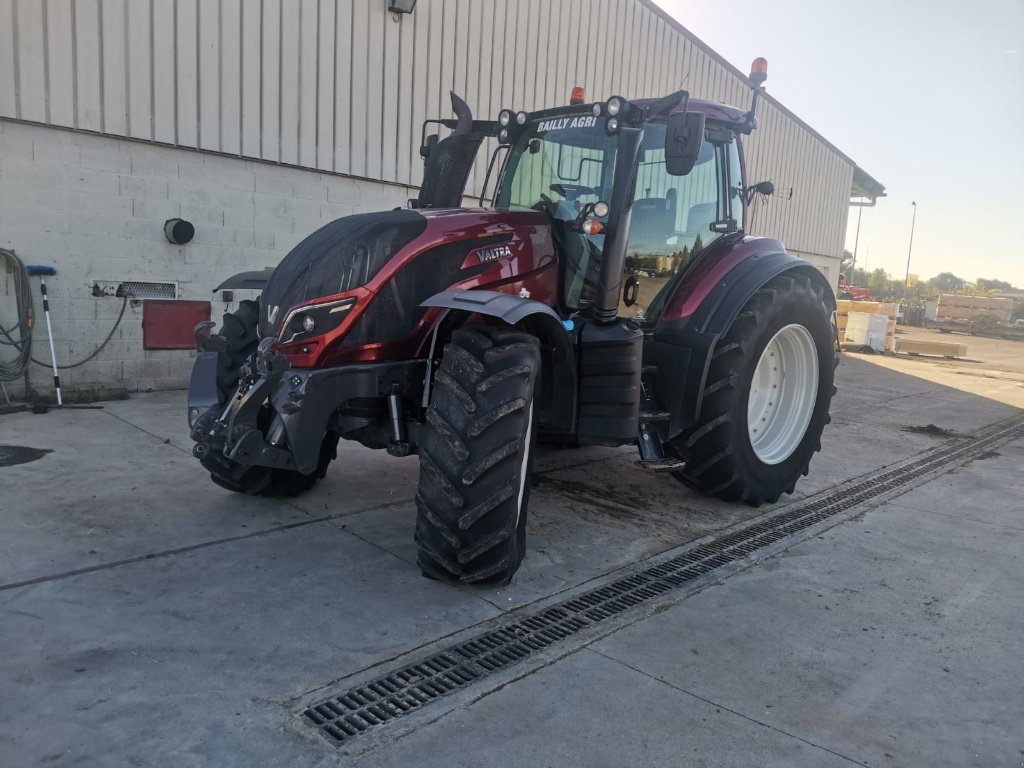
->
670, 273, 836, 505
415, 327, 540, 585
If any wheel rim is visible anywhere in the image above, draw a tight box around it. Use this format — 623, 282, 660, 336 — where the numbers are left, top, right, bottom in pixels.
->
747, 323, 819, 465
515, 403, 534, 525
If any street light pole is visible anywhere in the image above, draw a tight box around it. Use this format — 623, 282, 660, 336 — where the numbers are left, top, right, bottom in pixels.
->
851, 206, 863, 277
903, 201, 917, 304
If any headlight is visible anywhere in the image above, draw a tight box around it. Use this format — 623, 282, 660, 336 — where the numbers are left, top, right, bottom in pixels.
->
280, 297, 356, 344
498, 127, 510, 144
592, 103, 603, 117
606, 96, 625, 116
515, 111, 528, 125
498, 109, 513, 127
605, 117, 619, 135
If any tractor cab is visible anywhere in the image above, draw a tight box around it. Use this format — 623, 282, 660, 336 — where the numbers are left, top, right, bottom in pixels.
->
489, 97, 748, 323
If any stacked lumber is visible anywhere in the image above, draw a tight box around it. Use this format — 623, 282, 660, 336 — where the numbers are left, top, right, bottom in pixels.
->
835, 300, 899, 352
936, 294, 1011, 323
895, 338, 968, 358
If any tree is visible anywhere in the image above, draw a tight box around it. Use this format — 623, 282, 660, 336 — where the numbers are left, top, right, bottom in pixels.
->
839, 249, 854, 276
927, 272, 967, 294
866, 268, 894, 300
976, 277, 1014, 293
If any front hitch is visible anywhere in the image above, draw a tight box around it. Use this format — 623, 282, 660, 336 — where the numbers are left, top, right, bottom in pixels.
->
192, 336, 295, 469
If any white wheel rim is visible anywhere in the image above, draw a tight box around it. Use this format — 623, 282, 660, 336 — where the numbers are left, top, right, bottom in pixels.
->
514, 403, 534, 525
747, 324, 819, 465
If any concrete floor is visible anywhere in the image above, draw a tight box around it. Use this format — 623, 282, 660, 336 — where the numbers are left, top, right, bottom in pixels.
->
1, 350, 1022, 767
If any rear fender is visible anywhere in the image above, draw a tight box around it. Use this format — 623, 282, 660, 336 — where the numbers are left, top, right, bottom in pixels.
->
420, 290, 577, 432
648, 243, 835, 434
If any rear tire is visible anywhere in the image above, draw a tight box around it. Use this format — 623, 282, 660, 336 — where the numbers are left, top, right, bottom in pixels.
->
415, 327, 540, 585
670, 273, 835, 506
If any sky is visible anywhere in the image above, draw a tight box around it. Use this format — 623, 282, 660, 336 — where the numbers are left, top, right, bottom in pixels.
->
651, 0, 1024, 288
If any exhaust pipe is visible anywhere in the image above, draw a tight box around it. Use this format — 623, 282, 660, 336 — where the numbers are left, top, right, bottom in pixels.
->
591, 127, 644, 324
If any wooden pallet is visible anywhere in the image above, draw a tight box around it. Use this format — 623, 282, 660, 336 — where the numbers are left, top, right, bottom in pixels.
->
895, 338, 968, 358
835, 300, 898, 352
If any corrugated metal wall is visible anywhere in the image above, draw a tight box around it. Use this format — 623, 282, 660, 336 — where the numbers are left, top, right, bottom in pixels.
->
0, 0, 851, 260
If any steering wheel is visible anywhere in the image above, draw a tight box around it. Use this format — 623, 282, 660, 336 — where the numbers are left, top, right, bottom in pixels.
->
531, 193, 556, 214
550, 183, 597, 199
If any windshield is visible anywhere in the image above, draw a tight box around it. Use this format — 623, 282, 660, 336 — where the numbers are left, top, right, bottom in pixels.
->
494, 114, 736, 319
494, 116, 616, 216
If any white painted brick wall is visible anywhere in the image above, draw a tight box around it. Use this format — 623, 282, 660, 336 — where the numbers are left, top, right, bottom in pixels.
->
0, 119, 415, 398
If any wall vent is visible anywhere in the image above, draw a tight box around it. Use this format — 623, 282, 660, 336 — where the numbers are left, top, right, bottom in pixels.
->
93, 280, 178, 299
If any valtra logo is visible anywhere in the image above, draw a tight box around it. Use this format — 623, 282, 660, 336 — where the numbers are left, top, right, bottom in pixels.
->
474, 244, 513, 263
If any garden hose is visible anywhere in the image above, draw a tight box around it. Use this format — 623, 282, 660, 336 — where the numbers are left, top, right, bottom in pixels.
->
0, 248, 33, 382
0, 248, 130, 374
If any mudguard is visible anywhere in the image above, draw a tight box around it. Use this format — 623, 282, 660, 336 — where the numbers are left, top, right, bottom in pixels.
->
420, 289, 577, 433
187, 350, 223, 416
647, 237, 835, 434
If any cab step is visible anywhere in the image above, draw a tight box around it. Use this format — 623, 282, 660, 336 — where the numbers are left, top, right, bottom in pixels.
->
639, 409, 671, 423
638, 457, 686, 473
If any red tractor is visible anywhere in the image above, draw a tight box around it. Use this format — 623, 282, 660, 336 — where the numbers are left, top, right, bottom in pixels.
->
189, 59, 837, 584
838, 273, 874, 301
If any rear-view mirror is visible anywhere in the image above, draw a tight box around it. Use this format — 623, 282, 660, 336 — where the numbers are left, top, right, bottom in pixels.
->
665, 112, 706, 176
420, 133, 438, 160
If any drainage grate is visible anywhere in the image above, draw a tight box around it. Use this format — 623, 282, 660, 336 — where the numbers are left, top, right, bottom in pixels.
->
303, 416, 1024, 745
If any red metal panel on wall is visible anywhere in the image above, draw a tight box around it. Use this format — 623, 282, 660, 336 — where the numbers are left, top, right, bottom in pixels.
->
142, 300, 210, 350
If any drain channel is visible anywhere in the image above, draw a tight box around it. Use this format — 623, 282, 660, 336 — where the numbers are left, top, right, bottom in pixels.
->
303, 415, 1024, 745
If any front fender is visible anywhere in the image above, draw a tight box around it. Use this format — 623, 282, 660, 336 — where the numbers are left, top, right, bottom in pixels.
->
187, 350, 223, 418
419, 289, 577, 433
420, 289, 565, 326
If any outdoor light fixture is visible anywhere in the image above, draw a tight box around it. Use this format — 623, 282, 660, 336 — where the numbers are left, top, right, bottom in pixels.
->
387, 0, 416, 14
164, 218, 195, 245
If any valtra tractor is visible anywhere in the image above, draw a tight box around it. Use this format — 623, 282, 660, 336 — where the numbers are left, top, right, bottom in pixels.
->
188, 58, 838, 584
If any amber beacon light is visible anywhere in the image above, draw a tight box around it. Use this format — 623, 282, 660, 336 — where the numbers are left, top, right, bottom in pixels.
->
570, 86, 586, 105
749, 57, 768, 86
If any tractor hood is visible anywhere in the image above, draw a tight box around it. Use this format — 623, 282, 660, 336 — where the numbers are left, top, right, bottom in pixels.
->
259, 209, 428, 336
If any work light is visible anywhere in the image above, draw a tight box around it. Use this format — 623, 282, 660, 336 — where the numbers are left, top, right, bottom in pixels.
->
606, 96, 626, 117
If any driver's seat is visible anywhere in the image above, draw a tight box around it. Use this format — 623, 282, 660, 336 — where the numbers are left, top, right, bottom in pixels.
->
630, 194, 676, 246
